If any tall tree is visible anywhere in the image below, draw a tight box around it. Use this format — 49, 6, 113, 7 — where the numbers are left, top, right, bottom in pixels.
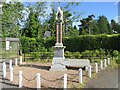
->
2, 2, 24, 37
22, 2, 46, 38
97, 16, 112, 34
111, 19, 120, 33
79, 14, 95, 35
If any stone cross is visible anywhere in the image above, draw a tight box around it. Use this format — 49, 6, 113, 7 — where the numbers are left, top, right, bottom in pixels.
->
56, 7, 63, 45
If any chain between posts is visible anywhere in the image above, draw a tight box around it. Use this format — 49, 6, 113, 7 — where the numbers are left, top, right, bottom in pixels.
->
41, 75, 64, 82
22, 75, 37, 82
13, 71, 19, 76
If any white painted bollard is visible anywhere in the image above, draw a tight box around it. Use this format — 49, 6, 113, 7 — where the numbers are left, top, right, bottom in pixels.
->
10, 67, 13, 81
20, 56, 22, 64
36, 73, 41, 89
9, 60, 12, 69
19, 71, 22, 88
88, 65, 91, 78
95, 63, 98, 73
15, 58, 17, 66
100, 60, 103, 70
79, 68, 82, 84
104, 59, 107, 68
108, 58, 110, 65
3, 62, 6, 78
85, 66, 89, 72
64, 74, 67, 88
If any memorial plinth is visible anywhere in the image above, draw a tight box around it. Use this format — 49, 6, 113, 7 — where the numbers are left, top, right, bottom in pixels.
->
50, 7, 67, 71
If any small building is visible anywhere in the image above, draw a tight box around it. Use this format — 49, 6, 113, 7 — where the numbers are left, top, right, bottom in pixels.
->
0, 38, 19, 60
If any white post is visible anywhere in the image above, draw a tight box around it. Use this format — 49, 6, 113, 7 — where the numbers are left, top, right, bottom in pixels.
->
104, 59, 107, 68
10, 67, 13, 81
79, 68, 82, 84
20, 56, 22, 64
64, 74, 67, 88
95, 63, 98, 73
3, 62, 6, 78
9, 60, 12, 69
108, 58, 110, 65
85, 66, 88, 72
15, 58, 17, 66
19, 71, 22, 88
100, 60, 103, 70
36, 73, 41, 89
88, 65, 91, 78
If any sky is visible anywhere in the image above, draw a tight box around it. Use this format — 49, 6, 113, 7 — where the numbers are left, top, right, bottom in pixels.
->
72, 2, 118, 28
22, 2, 119, 29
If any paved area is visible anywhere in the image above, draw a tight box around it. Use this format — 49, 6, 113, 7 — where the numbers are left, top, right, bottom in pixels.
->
85, 66, 120, 89
0, 60, 18, 89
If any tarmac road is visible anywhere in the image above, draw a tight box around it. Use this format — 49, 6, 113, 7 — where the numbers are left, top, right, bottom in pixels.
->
84, 66, 120, 89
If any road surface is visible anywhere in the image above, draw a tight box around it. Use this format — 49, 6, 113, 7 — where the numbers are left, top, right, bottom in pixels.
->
84, 66, 120, 89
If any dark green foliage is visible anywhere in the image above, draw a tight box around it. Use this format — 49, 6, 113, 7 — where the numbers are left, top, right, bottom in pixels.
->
97, 16, 112, 34
112, 50, 119, 57
44, 34, 120, 52
2, 2, 24, 37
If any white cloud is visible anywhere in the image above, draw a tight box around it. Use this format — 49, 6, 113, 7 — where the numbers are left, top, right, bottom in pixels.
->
114, 16, 120, 23
73, 22, 80, 30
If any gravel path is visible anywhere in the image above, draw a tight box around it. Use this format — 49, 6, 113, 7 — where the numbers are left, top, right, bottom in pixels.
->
84, 66, 120, 89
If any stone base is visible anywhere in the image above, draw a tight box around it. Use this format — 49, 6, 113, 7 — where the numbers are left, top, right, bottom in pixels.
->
50, 58, 67, 71
65, 59, 90, 68
53, 45, 65, 59
50, 63, 67, 71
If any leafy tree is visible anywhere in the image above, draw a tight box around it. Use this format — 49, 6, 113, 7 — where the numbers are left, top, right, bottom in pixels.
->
79, 14, 95, 35
22, 2, 46, 38
111, 19, 120, 33
97, 16, 112, 34
22, 8, 37, 37
2, 2, 24, 37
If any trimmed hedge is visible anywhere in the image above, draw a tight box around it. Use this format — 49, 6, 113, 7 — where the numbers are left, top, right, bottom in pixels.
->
44, 34, 120, 52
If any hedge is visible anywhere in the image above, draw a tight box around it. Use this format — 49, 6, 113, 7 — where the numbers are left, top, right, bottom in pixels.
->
44, 34, 120, 52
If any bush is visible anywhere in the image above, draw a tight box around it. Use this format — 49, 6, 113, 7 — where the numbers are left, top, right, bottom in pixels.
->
65, 51, 73, 58
72, 52, 82, 59
44, 34, 120, 52
112, 50, 119, 57
81, 50, 92, 58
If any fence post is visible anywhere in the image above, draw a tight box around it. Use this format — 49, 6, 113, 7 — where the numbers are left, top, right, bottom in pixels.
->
108, 58, 110, 65
95, 63, 98, 73
15, 58, 17, 66
104, 59, 107, 68
88, 65, 91, 78
100, 60, 103, 70
19, 71, 22, 88
36, 73, 41, 89
20, 56, 22, 64
64, 74, 67, 88
79, 68, 82, 84
10, 67, 13, 81
85, 66, 88, 72
9, 60, 12, 69
3, 62, 6, 78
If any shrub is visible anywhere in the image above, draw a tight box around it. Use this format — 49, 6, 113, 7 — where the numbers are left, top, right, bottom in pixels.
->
112, 50, 119, 57
65, 51, 73, 59
72, 52, 82, 59
44, 34, 120, 52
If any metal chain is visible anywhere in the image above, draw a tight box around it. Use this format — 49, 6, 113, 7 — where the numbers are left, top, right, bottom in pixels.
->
41, 76, 63, 82
22, 75, 37, 82
68, 71, 79, 76
67, 74, 78, 80
13, 72, 19, 76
